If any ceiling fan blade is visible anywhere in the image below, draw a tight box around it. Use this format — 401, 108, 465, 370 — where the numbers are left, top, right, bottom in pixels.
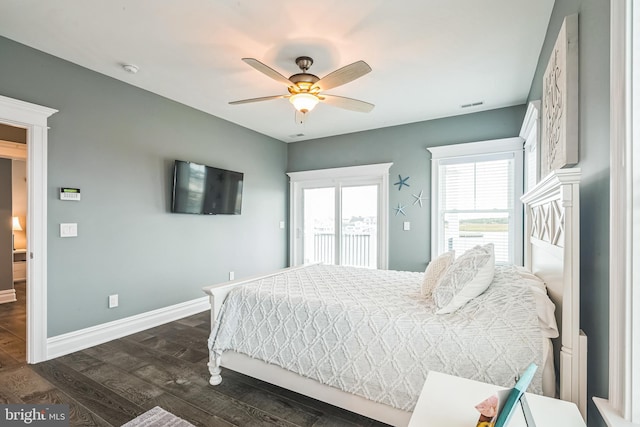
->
229, 95, 288, 105
242, 58, 293, 86
319, 94, 375, 113
312, 60, 372, 91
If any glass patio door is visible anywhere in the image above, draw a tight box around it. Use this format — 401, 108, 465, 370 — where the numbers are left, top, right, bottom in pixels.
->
340, 185, 378, 268
300, 184, 378, 268
302, 187, 335, 265
288, 163, 391, 269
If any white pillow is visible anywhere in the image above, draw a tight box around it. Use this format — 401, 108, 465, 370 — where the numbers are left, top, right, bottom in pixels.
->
433, 244, 495, 314
515, 266, 559, 338
421, 251, 455, 296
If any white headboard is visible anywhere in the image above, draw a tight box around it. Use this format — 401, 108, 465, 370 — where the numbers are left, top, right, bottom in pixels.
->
521, 168, 586, 418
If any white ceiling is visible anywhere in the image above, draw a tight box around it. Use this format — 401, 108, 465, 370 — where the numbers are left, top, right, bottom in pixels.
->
0, 1, 554, 142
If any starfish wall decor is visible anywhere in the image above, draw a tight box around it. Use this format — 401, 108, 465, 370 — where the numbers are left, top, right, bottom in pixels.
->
412, 190, 428, 207
394, 175, 410, 190
394, 203, 407, 216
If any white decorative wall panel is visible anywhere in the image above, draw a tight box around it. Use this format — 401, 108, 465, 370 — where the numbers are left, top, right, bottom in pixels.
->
541, 14, 579, 178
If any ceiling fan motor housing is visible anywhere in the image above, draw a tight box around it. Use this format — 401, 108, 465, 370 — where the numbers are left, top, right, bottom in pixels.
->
289, 56, 320, 93
295, 56, 314, 72
289, 73, 319, 85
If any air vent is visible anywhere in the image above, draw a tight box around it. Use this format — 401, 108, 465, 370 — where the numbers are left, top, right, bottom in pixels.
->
461, 101, 484, 109
289, 133, 305, 139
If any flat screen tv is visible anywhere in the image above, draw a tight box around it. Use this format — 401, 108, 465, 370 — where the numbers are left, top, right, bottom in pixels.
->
171, 160, 243, 215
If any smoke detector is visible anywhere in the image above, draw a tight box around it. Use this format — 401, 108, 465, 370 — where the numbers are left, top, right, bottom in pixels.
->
122, 64, 139, 74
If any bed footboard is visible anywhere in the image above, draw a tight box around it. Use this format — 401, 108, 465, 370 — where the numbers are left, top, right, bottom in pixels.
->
202, 264, 313, 386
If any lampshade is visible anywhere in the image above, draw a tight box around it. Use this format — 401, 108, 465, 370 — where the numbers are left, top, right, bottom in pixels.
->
289, 93, 319, 114
12, 216, 22, 231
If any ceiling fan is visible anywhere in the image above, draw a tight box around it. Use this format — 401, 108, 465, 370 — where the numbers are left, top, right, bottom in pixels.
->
229, 56, 374, 122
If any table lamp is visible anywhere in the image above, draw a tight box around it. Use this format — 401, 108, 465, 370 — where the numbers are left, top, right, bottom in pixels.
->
12, 216, 22, 250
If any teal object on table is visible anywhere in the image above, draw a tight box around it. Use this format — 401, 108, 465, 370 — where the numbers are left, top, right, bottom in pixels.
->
494, 363, 538, 427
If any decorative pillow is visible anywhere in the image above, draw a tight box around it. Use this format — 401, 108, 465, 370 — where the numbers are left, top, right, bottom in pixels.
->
421, 251, 455, 296
433, 243, 495, 314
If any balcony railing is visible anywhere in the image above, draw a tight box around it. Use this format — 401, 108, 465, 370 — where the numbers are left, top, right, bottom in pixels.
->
312, 233, 375, 268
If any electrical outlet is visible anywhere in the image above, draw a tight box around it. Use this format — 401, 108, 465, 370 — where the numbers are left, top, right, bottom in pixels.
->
108, 294, 118, 308
279, 221, 285, 229
229, 271, 235, 280
403, 221, 411, 231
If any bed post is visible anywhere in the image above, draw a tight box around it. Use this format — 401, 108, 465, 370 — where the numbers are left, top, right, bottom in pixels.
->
207, 295, 223, 385
521, 168, 586, 418
557, 171, 587, 418
208, 352, 222, 385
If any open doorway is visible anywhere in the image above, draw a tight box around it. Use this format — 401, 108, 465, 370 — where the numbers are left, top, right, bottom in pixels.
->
0, 94, 56, 364
0, 124, 27, 366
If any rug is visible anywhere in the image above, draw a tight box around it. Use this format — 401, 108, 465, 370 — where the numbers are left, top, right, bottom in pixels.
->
121, 406, 195, 427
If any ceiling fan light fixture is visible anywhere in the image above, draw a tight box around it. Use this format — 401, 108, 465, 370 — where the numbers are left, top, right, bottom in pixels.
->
289, 93, 319, 113
231, 56, 374, 117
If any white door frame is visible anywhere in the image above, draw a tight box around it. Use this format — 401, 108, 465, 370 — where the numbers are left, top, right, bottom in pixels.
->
0, 94, 57, 363
287, 163, 392, 269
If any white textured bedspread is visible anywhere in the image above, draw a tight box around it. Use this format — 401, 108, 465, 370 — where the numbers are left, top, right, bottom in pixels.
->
209, 264, 543, 411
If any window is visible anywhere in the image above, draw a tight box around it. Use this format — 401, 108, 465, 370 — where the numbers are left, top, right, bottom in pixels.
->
287, 163, 392, 269
428, 138, 524, 264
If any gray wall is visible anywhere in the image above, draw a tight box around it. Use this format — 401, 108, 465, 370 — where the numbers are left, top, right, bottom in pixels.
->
0, 36, 289, 336
0, 159, 12, 292
527, 1, 610, 426
288, 105, 527, 272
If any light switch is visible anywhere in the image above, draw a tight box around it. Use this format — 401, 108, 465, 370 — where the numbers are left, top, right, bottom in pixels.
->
403, 221, 411, 231
279, 221, 285, 229
60, 223, 78, 237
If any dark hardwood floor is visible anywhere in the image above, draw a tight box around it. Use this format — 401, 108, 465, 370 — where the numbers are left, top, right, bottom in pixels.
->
0, 283, 389, 426
0, 281, 26, 371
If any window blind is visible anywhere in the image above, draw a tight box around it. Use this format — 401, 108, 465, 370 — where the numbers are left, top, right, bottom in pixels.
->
438, 152, 516, 263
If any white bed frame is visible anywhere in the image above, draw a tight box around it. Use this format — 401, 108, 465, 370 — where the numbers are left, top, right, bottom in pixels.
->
202, 168, 587, 425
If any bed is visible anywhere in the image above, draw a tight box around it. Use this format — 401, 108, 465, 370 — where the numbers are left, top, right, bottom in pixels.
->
202, 168, 587, 426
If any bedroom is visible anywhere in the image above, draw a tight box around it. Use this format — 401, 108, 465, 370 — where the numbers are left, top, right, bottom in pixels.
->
0, 0, 631, 426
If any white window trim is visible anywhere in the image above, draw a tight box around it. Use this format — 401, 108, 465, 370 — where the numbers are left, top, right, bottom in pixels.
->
287, 163, 392, 269
427, 137, 524, 264
593, 1, 640, 426
520, 101, 541, 192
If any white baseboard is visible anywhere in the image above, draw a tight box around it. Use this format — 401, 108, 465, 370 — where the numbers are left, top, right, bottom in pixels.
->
47, 296, 210, 360
0, 288, 17, 304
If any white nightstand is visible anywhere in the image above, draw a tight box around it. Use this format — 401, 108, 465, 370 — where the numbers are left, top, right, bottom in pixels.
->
409, 371, 585, 427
